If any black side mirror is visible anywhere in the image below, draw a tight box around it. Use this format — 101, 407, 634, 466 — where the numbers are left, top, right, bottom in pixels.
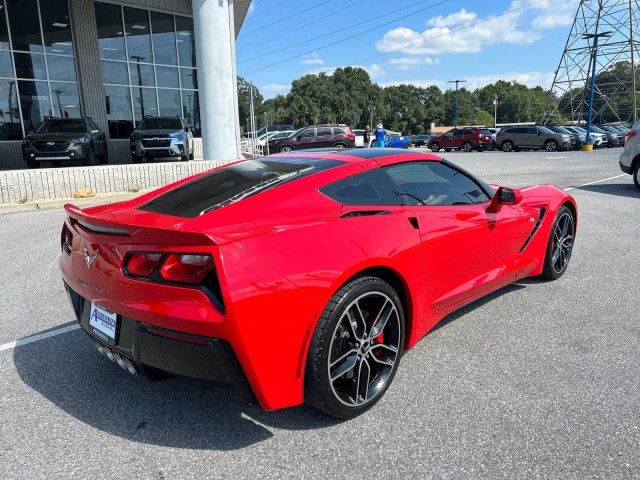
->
184, 126, 189, 132
497, 187, 522, 205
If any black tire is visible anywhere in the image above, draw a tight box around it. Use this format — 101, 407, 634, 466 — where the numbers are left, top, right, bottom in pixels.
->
84, 145, 97, 166
305, 276, 405, 419
477, 145, 485, 152
180, 154, 189, 162
25, 158, 39, 169
544, 140, 558, 152
541, 205, 575, 280
189, 151, 195, 160
502, 141, 514, 152
99, 146, 108, 165
334, 143, 346, 149
633, 162, 640, 191
462, 141, 472, 152
279, 145, 293, 153
430, 143, 439, 152
131, 154, 143, 164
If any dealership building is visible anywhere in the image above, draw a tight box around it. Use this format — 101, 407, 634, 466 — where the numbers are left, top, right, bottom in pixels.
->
0, 0, 250, 169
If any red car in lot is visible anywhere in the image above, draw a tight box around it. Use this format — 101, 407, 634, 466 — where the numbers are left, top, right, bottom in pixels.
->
428, 127, 493, 152
60, 148, 577, 418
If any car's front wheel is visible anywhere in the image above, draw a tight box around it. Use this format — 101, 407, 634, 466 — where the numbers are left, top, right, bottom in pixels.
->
633, 162, 640, 191
430, 143, 439, 152
279, 145, 293, 152
502, 141, 514, 152
545, 140, 558, 152
462, 141, 473, 152
541, 205, 575, 280
305, 276, 405, 418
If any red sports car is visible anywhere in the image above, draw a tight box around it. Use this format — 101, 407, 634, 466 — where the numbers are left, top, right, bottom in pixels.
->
60, 149, 577, 418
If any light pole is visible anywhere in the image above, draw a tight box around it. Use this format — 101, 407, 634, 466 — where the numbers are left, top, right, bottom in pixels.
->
448, 79, 467, 127
493, 95, 499, 127
582, 31, 612, 148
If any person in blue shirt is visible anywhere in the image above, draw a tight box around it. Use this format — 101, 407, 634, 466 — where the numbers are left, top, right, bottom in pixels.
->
373, 123, 386, 147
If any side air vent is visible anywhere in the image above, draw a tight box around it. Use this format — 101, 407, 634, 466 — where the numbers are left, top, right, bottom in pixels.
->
519, 208, 547, 253
340, 210, 391, 218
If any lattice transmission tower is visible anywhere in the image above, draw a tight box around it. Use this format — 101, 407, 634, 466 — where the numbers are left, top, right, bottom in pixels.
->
548, 0, 640, 124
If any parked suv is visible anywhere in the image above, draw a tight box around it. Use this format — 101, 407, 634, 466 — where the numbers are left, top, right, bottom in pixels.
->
130, 116, 194, 163
268, 124, 356, 152
619, 121, 640, 190
428, 127, 493, 152
547, 125, 582, 150
496, 126, 573, 152
22, 117, 108, 168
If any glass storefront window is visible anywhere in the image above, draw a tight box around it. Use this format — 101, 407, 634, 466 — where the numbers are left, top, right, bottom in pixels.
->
175, 16, 195, 68
124, 7, 152, 64
182, 89, 199, 136
46, 55, 76, 83
18, 80, 51, 132
102, 59, 129, 85
156, 65, 179, 88
0, 50, 12, 78
132, 86, 158, 124
0, 79, 22, 139
129, 62, 154, 87
40, 0, 73, 56
6, 0, 43, 53
95, 2, 126, 61
0, 3, 9, 50
104, 84, 133, 138
150, 11, 176, 66
180, 67, 197, 90
14, 52, 46, 80
158, 88, 181, 117
49, 81, 80, 118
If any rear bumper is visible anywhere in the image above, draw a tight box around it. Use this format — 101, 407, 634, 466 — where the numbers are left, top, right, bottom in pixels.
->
619, 161, 633, 174
64, 281, 257, 405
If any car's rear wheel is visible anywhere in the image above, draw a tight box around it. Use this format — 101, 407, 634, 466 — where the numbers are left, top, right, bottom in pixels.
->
430, 143, 439, 152
462, 141, 472, 152
545, 140, 558, 152
279, 145, 293, 152
305, 276, 405, 419
541, 206, 575, 280
633, 162, 640, 191
334, 143, 346, 149
502, 141, 514, 152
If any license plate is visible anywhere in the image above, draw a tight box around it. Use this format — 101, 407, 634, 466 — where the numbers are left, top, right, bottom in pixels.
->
89, 303, 118, 343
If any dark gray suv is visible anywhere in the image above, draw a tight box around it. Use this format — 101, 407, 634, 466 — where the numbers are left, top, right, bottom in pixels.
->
496, 126, 574, 152
130, 116, 194, 163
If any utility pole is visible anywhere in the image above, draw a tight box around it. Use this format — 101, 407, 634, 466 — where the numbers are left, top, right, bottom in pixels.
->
448, 79, 467, 127
129, 55, 146, 118
493, 95, 499, 127
583, 31, 612, 147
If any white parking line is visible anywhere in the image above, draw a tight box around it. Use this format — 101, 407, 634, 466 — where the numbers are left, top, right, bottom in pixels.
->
546, 156, 567, 160
564, 174, 627, 191
0, 324, 80, 352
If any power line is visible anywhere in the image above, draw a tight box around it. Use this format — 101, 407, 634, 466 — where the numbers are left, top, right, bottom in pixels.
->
240, 0, 453, 75
239, 0, 333, 37
238, 0, 443, 64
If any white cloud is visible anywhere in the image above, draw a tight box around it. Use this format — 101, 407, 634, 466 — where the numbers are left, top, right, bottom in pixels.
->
376, 0, 578, 57
379, 71, 555, 90
389, 56, 440, 71
260, 83, 291, 98
300, 52, 324, 66
306, 63, 386, 78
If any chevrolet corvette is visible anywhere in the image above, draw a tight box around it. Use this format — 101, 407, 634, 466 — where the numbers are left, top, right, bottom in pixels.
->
60, 148, 577, 418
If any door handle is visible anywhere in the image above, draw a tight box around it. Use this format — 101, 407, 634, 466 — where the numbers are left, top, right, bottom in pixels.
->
408, 217, 419, 229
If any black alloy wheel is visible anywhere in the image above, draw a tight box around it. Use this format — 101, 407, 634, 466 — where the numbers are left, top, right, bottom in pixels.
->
502, 141, 514, 152
462, 142, 473, 152
430, 143, 439, 152
541, 205, 575, 280
305, 276, 405, 418
545, 140, 558, 152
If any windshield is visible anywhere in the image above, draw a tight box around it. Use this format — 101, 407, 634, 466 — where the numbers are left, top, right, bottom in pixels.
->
479, 129, 492, 135
138, 118, 182, 130
538, 126, 554, 134
139, 157, 345, 218
572, 126, 587, 133
553, 126, 571, 134
36, 119, 85, 134
590, 126, 605, 133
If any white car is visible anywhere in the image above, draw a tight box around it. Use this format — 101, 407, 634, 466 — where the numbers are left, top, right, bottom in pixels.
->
619, 120, 640, 191
353, 129, 366, 147
257, 130, 295, 147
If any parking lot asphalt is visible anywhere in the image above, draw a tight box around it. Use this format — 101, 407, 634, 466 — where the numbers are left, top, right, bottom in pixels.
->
1, 147, 639, 479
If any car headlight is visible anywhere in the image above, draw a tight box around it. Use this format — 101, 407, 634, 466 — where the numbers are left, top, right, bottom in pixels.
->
71, 137, 86, 145
171, 131, 186, 141
130, 132, 142, 140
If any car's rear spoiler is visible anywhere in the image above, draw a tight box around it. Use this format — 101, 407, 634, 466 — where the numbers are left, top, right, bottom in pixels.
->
64, 204, 216, 246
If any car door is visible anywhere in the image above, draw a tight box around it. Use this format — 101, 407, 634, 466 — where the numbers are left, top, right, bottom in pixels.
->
440, 130, 455, 149
381, 160, 533, 312
295, 128, 317, 149
87, 119, 105, 156
315, 127, 333, 147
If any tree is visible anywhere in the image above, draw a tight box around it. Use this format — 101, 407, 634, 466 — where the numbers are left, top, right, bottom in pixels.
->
237, 76, 265, 132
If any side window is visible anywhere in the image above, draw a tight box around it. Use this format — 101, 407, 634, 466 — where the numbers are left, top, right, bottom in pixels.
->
384, 161, 491, 206
332, 127, 345, 135
317, 127, 332, 137
300, 129, 315, 138
444, 130, 454, 137
461, 129, 473, 136
320, 168, 401, 206
453, 130, 463, 137
528, 127, 539, 134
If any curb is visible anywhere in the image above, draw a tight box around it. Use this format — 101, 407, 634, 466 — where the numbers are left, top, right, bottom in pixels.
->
0, 190, 151, 215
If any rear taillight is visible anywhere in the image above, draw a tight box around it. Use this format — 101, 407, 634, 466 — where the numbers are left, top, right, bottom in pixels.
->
160, 254, 213, 284
346, 130, 355, 140
625, 130, 636, 145
126, 252, 162, 277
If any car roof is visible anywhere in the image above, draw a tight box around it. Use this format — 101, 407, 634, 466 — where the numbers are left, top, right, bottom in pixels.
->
266, 147, 443, 163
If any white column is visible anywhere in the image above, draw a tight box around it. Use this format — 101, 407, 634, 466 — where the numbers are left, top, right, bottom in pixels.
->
192, 0, 241, 161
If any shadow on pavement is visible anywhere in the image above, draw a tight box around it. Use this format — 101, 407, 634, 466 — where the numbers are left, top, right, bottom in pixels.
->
13, 326, 341, 451
574, 182, 640, 199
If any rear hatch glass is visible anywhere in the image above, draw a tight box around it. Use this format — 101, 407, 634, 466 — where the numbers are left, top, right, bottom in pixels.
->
139, 157, 344, 218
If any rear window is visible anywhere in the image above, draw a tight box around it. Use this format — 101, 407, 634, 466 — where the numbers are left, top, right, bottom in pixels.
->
139, 157, 345, 218
138, 118, 182, 130
479, 129, 491, 135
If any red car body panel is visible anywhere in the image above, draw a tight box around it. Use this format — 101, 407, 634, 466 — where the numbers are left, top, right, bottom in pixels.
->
60, 151, 577, 410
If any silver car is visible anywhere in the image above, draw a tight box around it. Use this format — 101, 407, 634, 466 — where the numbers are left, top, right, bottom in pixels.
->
619, 120, 640, 191
130, 116, 194, 163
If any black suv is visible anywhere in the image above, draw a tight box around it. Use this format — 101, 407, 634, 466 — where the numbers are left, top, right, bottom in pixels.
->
22, 117, 108, 168
268, 124, 356, 152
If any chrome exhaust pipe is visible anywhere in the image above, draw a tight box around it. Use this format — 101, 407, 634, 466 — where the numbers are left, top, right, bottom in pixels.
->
121, 357, 138, 376
113, 352, 126, 369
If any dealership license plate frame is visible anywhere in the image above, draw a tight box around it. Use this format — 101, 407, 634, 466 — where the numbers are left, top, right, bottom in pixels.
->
89, 303, 119, 345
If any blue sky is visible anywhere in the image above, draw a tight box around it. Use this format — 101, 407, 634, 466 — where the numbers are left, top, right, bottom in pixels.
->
235, 0, 580, 98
